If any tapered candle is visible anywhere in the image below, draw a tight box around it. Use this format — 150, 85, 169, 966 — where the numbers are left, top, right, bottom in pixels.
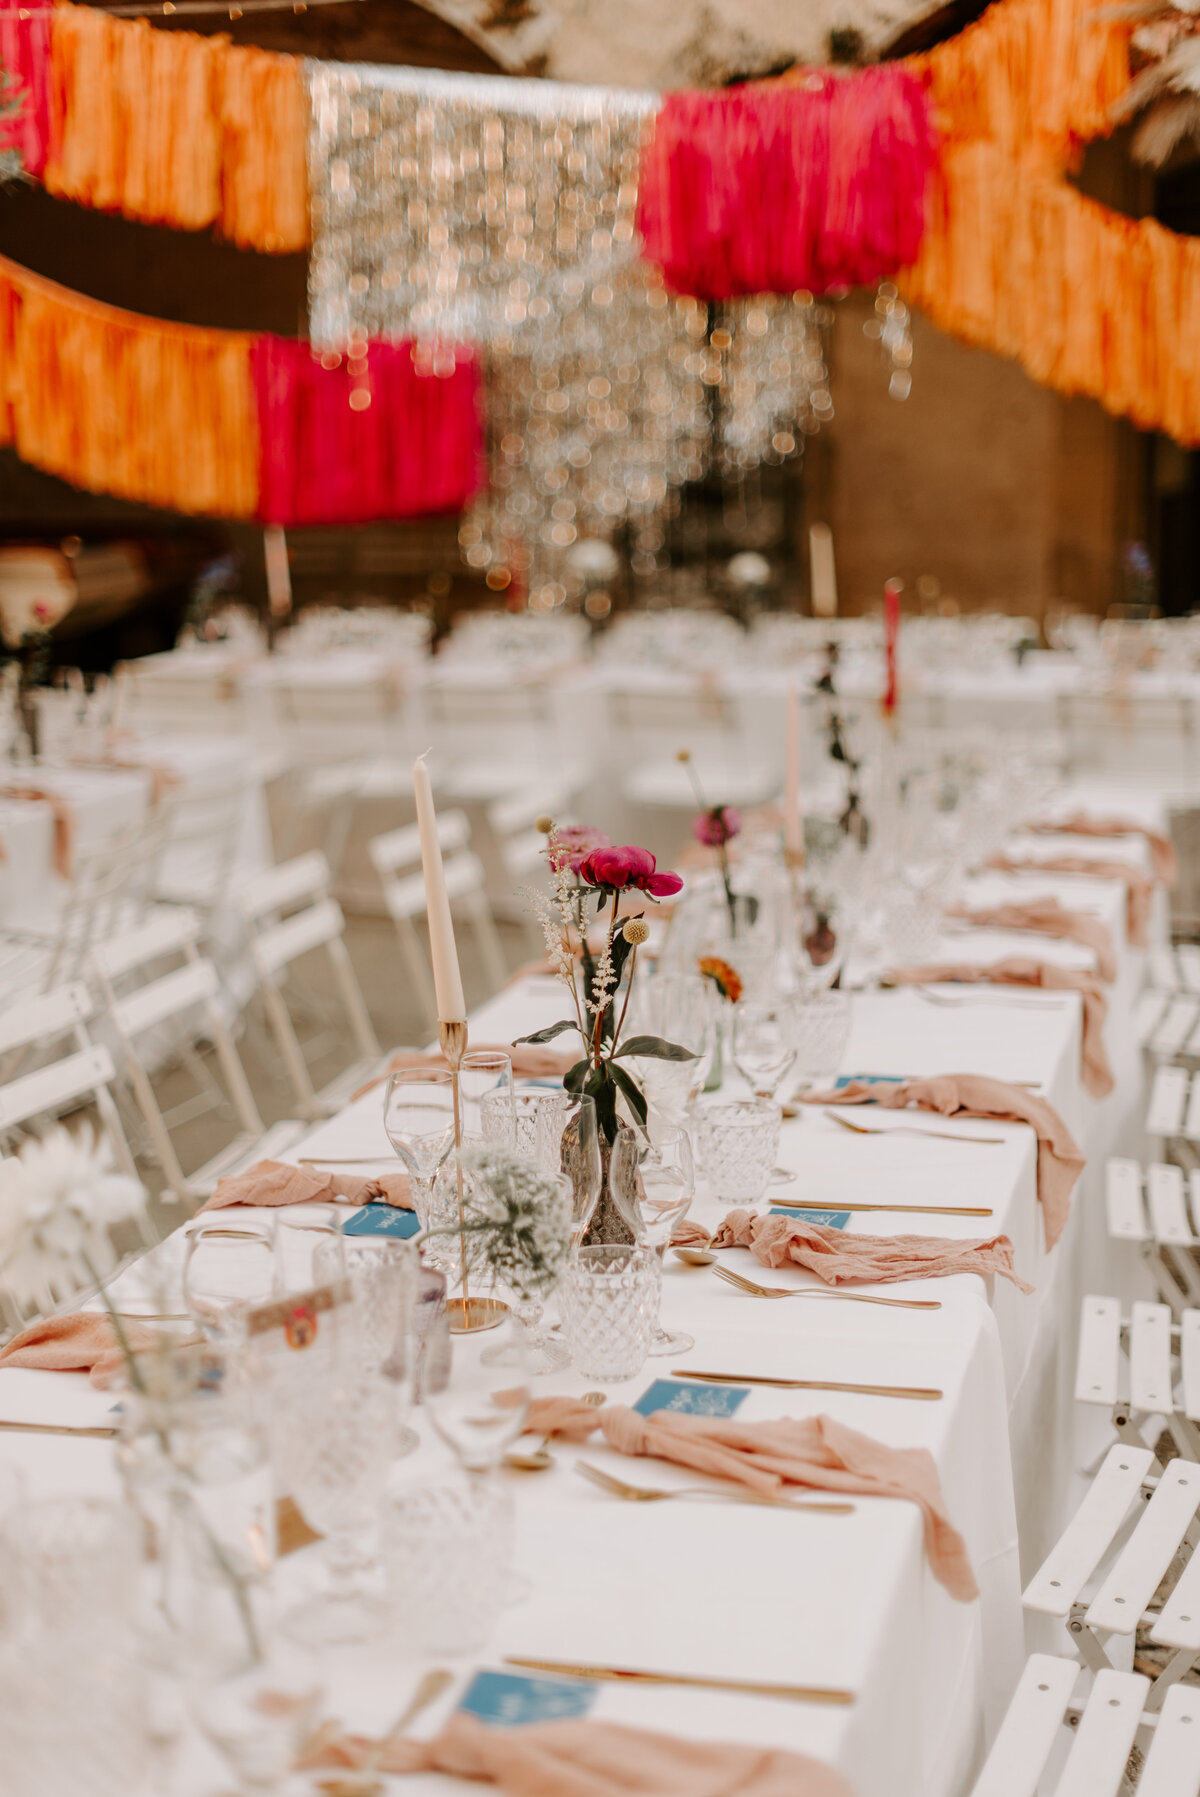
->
784, 681, 803, 861
809, 524, 837, 618
412, 753, 467, 1022
883, 578, 902, 719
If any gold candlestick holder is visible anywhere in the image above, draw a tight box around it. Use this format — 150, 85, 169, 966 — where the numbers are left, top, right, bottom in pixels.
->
438, 1019, 508, 1335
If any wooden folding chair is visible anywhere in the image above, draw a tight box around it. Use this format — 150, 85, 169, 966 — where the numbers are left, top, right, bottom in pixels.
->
1077, 1294, 1200, 1462
972, 1654, 1200, 1797
1024, 1444, 1200, 1707
238, 852, 382, 1119
92, 907, 305, 1206
368, 812, 509, 1037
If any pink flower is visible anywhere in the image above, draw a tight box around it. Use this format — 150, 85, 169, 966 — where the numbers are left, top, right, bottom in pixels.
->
692, 806, 742, 849
578, 844, 684, 898
548, 824, 611, 876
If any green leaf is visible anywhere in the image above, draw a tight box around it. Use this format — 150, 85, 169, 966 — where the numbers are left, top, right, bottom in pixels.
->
609, 1062, 648, 1126
563, 1059, 589, 1095
513, 1019, 579, 1046
585, 1063, 618, 1141
613, 1035, 697, 1063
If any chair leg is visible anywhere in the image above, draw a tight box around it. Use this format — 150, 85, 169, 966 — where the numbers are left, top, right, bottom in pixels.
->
327, 936, 382, 1061
395, 915, 439, 1040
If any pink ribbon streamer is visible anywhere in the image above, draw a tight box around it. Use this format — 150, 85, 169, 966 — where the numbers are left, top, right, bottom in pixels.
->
251, 336, 484, 526
636, 68, 937, 300
0, 0, 53, 179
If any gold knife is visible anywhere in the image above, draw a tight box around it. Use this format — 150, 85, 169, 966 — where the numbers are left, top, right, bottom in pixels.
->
773, 1199, 993, 1217
502, 1657, 854, 1707
0, 1419, 117, 1438
674, 1370, 943, 1401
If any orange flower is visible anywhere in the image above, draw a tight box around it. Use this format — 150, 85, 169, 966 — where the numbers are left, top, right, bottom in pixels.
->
698, 955, 742, 1003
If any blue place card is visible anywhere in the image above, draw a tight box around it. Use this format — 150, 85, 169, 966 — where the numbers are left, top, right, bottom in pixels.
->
458, 1670, 597, 1726
341, 1203, 421, 1239
834, 1074, 903, 1090
634, 1377, 749, 1418
771, 1206, 850, 1229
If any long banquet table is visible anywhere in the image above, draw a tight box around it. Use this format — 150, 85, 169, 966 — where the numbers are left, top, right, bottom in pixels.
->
0, 794, 1165, 1797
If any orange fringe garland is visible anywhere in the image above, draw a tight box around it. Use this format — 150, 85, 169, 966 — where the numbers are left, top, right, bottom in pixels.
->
899, 0, 1200, 444
0, 252, 260, 516
44, 3, 308, 254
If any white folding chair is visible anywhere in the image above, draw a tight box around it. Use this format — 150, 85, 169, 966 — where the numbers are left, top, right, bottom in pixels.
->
972, 1655, 1200, 1797
1058, 691, 1199, 781
483, 777, 581, 923
153, 769, 249, 927
1077, 1293, 1200, 1462
238, 852, 382, 1119
1107, 1159, 1200, 1314
608, 680, 780, 814
0, 984, 148, 1339
368, 813, 509, 1038
92, 908, 304, 1207
1024, 1444, 1200, 1704
1145, 1066, 1200, 1161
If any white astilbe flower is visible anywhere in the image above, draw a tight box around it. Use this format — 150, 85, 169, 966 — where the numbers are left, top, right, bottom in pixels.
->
0, 1126, 147, 1309
459, 1147, 571, 1299
518, 883, 576, 989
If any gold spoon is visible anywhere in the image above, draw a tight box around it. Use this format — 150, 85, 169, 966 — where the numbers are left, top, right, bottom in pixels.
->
674, 1240, 719, 1267
505, 1390, 605, 1471
316, 1666, 454, 1797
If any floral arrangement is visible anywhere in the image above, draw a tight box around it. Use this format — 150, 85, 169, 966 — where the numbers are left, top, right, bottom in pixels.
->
697, 954, 743, 1004
454, 1147, 571, 1299
678, 748, 742, 932
519, 825, 693, 1142
816, 642, 868, 846
0, 62, 26, 187
0, 1126, 146, 1313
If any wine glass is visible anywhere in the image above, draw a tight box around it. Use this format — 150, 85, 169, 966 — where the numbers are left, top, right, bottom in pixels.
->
610, 1125, 695, 1356
422, 1308, 530, 1477
383, 1067, 456, 1226
732, 1000, 798, 1100
266, 1316, 397, 1647
182, 1222, 276, 1343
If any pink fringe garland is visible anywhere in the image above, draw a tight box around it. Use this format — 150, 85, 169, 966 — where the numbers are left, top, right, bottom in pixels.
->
636, 69, 938, 300
251, 337, 485, 527
0, 3, 54, 179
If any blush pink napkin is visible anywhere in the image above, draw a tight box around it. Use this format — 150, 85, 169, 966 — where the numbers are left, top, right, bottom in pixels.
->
1, 786, 76, 878
809, 1075, 1083, 1250
948, 897, 1117, 983
681, 1207, 1032, 1294
987, 853, 1153, 949
352, 1042, 575, 1103
523, 1398, 976, 1600
200, 1159, 411, 1213
1031, 813, 1177, 888
0, 1312, 161, 1387
300, 1712, 855, 1795
885, 957, 1113, 1099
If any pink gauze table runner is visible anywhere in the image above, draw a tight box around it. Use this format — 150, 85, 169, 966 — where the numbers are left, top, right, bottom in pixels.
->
986, 852, 1154, 948
1031, 812, 1176, 888
947, 896, 1117, 983
200, 1159, 411, 1212
808, 1074, 1084, 1250
885, 957, 1113, 1099
300, 1712, 857, 1795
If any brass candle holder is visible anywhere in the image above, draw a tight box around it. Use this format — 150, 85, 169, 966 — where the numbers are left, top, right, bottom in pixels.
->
438, 1019, 508, 1335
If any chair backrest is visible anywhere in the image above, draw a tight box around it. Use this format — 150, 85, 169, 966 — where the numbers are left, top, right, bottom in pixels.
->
0, 984, 137, 1177
155, 769, 247, 911
425, 681, 553, 730
238, 852, 380, 1116
91, 908, 263, 1203
124, 662, 246, 735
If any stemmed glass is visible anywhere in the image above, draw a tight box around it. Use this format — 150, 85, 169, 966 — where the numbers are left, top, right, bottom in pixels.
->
182, 1222, 276, 1344
610, 1125, 696, 1356
732, 1000, 798, 1100
422, 1308, 531, 1476
265, 1307, 397, 1647
383, 1067, 456, 1226
314, 1233, 419, 1454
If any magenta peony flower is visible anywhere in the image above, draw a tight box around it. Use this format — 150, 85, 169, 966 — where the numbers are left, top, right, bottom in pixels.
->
692, 806, 742, 849
548, 824, 612, 876
578, 844, 684, 898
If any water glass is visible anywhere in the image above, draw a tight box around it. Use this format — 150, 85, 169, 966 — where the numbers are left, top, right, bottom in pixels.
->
609, 1126, 695, 1356
182, 1221, 276, 1342
314, 1234, 418, 1453
383, 1476, 514, 1656
460, 1051, 515, 1148
502, 1087, 571, 1165
562, 1245, 658, 1382
732, 999, 797, 1099
793, 988, 852, 1087
696, 1097, 781, 1204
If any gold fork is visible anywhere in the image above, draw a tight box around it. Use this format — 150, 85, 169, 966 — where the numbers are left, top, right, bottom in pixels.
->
575, 1460, 853, 1513
824, 1110, 1004, 1146
713, 1266, 941, 1309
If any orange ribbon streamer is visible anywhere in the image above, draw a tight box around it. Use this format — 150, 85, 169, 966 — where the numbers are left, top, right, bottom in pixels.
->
44, 3, 308, 253
0, 251, 260, 516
